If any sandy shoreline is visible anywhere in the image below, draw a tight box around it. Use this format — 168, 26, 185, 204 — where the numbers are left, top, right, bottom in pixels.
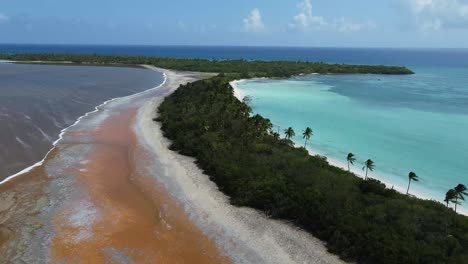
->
0, 62, 165, 182
138, 70, 344, 264
229, 78, 468, 216
0, 66, 229, 263
0, 71, 167, 185
229, 79, 420, 194
1, 66, 344, 263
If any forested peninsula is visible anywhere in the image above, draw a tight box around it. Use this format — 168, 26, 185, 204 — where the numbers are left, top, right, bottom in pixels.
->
3, 53, 467, 263
0, 53, 414, 76
157, 75, 468, 263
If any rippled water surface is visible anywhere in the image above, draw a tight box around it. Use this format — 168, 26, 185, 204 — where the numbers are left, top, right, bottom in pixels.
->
0, 63, 164, 179
237, 65, 468, 210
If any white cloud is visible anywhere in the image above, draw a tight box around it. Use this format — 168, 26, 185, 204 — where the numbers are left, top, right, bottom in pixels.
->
407, 0, 468, 30
0, 14, 9, 22
334, 17, 377, 33
244, 8, 265, 33
289, 0, 327, 30
289, 0, 376, 33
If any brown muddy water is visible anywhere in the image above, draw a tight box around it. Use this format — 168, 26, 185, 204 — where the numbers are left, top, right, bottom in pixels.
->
0, 66, 230, 263
0, 63, 164, 180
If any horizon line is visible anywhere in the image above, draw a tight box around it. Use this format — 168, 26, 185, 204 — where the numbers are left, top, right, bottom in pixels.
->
1, 42, 468, 50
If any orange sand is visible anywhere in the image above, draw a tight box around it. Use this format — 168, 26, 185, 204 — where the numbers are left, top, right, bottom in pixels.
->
50, 107, 230, 263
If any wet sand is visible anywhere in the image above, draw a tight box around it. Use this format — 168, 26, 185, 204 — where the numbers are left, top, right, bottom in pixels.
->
0, 63, 164, 179
136, 70, 344, 264
1, 66, 344, 264
0, 67, 228, 263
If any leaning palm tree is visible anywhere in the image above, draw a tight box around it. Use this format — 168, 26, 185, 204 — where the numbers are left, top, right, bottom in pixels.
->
406, 172, 419, 195
444, 189, 459, 235
346, 153, 356, 172
362, 159, 375, 180
302, 127, 313, 148
284, 127, 295, 140
445, 189, 459, 208
272, 132, 280, 140
454, 184, 468, 212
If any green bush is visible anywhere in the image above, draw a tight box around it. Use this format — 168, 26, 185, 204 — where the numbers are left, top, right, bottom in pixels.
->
0, 53, 414, 76
158, 76, 468, 263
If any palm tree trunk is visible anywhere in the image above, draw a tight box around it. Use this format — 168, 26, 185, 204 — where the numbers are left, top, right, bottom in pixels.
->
455, 197, 458, 212
347, 161, 350, 172
445, 212, 449, 236
304, 139, 308, 148
406, 179, 411, 195
365, 167, 368, 180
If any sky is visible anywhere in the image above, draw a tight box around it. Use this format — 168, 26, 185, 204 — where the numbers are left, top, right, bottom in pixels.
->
1, 0, 468, 47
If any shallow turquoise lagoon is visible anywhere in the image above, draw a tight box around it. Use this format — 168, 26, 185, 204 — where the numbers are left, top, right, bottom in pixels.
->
237, 67, 468, 211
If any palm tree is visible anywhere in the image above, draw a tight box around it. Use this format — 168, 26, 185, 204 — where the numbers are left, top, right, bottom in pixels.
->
302, 127, 313, 148
284, 127, 295, 140
272, 132, 280, 140
362, 159, 375, 180
346, 153, 356, 172
406, 172, 419, 195
454, 184, 468, 213
445, 189, 459, 208
444, 189, 459, 235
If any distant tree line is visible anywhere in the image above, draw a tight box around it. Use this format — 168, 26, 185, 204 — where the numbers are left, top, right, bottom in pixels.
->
6, 52, 467, 263
0, 53, 414, 76
157, 75, 468, 264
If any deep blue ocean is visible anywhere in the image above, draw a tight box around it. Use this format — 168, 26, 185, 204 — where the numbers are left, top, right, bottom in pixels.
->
1, 44, 467, 212
1, 44, 468, 68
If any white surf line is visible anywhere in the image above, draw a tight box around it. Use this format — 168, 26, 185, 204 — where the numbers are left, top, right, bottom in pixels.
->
0, 69, 167, 185
231, 77, 468, 216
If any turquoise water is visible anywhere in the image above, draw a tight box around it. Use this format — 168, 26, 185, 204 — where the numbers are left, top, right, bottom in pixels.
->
237, 66, 468, 210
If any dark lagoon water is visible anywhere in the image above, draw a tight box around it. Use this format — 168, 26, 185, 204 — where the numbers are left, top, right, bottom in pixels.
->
1, 44, 467, 211
0, 63, 164, 180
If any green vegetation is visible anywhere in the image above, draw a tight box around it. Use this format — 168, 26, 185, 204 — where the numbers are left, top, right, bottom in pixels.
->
157, 75, 468, 263
407, 172, 419, 195
284, 127, 296, 140
4, 52, 466, 262
446, 189, 460, 208
0, 53, 414, 76
302, 127, 313, 148
363, 159, 375, 180
445, 185, 467, 213
347, 153, 356, 172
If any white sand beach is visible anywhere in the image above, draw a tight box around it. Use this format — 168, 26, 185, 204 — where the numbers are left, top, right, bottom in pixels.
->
229, 78, 468, 216
137, 69, 344, 264
0, 66, 345, 263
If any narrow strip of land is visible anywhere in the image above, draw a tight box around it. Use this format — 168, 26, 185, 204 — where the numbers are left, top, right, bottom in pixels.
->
1, 66, 344, 263
0, 68, 229, 263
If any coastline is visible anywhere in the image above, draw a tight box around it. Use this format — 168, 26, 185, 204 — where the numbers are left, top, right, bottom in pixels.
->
230, 78, 468, 216
230, 79, 247, 101
3, 63, 462, 262
0, 61, 165, 181
0, 68, 167, 186
137, 70, 344, 263
0, 67, 231, 263
2, 65, 342, 263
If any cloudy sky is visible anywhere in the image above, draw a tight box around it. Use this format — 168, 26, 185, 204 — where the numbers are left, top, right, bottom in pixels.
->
1, 0, 468, 47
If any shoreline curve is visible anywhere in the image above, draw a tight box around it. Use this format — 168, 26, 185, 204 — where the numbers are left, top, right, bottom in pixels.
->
0, 68, 167, 186
230, 78, 468, 216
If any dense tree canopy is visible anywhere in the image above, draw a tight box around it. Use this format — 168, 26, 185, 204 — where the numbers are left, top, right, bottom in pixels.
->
157, 75, 468, 263
0, 53, 414, 76
4, 52, 465, 263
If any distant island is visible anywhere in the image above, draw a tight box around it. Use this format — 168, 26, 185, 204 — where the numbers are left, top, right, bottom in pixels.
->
2, 53, 467, 263
0, 53, 414, 76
